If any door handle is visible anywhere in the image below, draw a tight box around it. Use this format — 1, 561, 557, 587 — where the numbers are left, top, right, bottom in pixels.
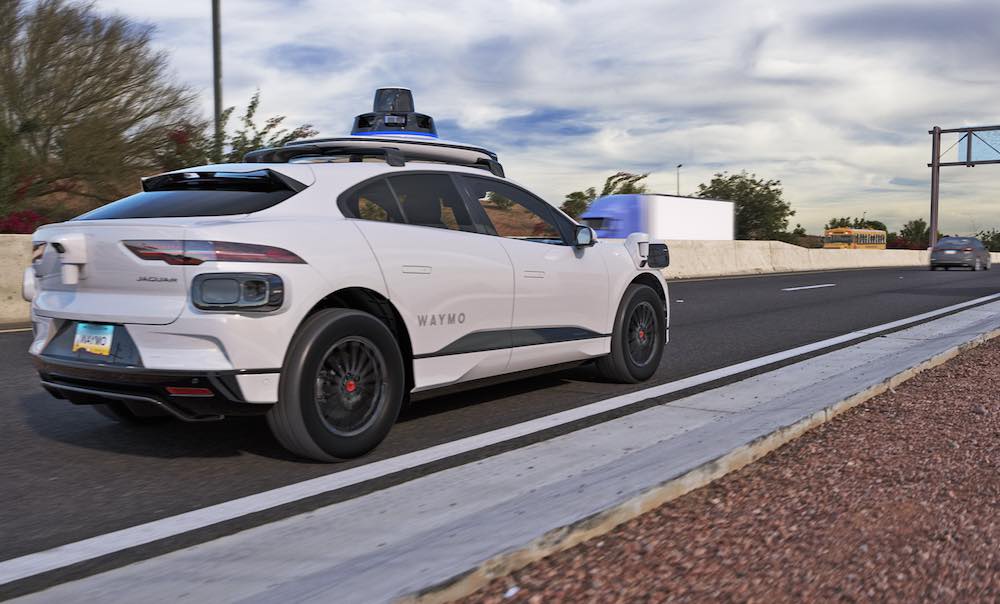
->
402, 265, 432, 275
523, 270, 546, 279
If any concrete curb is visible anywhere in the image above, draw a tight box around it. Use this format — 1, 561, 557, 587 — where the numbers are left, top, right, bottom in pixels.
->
405, 326, 1000, 604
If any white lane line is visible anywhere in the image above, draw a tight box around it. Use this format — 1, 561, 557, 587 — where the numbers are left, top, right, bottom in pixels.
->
3, 291, 1000, 586
781, 283, 836, 291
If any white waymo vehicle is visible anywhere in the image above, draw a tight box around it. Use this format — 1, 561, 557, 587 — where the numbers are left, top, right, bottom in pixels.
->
24, 89, 670, 461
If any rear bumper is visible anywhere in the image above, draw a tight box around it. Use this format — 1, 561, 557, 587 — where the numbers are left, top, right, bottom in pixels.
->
930, 259, 974, 267
34, 355, 277, 420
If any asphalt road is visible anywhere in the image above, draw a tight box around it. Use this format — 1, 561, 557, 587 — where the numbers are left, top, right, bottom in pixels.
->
4, 266, 1000, 566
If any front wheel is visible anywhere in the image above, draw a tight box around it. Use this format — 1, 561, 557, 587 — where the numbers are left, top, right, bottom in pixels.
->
595, 283, 666, 383
267, 309, 406, 461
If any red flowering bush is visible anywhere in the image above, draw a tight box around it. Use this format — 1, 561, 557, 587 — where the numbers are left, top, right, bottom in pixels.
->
0, 210, 47, 234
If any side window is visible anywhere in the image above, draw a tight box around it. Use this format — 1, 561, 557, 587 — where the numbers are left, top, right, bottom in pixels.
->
339, 179, 402, 223
388, 173, 477, 232
461, 177, 565, 245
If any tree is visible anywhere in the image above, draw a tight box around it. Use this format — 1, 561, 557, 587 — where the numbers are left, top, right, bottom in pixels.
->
976, 228, 1000, 252
154, 91, 318, 171
560, 188, 596, 219
825, 217, 853, 229
220, 91, 317, 163
824, 216, 887, 231
560, 171, 649, 218
899, 218, 930, 249
696, 171, 794, 240
0, 0, 200, 213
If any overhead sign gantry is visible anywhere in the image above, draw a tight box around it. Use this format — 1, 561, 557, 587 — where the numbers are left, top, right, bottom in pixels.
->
928, 125, 1000, 247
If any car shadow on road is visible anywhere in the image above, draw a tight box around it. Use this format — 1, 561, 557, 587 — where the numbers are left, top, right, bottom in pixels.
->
397, 362, 625, 422
17, 392, 305, 462
17, 364, 629, 464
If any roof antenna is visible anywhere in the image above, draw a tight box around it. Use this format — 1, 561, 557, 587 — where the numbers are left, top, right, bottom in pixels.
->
351, 87, 438, 137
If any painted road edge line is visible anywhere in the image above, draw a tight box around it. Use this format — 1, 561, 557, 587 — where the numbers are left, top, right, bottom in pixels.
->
781, 283, 836, 291
405, 326, 1000, 604
2, 291, 1000, 586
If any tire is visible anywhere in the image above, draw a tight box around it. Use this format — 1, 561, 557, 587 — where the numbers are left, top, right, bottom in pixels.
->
929, 265, 937, 271
594, 283, 666, 383
94, 401, 172, 424
267, 309, 405, 461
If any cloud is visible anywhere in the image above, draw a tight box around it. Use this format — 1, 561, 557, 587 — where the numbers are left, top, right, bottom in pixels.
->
265, 44, 348, 74
91, 0, 1000, 234
889, 177, 926, 187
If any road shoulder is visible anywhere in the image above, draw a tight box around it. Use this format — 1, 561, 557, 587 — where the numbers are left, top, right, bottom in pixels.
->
10, 301, 1000, 603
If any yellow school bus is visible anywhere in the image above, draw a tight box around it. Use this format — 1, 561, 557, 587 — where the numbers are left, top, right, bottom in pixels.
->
823, 227, 887, 249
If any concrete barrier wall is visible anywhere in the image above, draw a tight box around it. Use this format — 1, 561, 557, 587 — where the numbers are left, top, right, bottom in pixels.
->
660, 239, 999, 280
0, 235, 31, 326
0, 234, 997, 325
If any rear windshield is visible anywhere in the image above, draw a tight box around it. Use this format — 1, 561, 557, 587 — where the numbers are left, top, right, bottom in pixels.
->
936, 238, 974, 248
76, 170, 304, 220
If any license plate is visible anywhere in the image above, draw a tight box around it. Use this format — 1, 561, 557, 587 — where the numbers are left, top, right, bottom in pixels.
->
945, 250, 957, 254
72, 323, 114, 356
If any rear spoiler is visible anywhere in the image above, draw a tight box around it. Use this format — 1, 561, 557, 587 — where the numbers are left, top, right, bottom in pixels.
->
141, 169, 308, 194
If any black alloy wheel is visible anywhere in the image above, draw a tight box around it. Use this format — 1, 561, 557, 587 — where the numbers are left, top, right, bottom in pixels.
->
595, 283, 666, 383
268, 308, 405, 461
626, 301, 658, 368
314, 336, 387, 437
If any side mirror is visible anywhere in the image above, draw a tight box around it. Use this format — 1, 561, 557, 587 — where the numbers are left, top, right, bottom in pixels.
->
574, 225, 596, 247
646, 243, 670, 268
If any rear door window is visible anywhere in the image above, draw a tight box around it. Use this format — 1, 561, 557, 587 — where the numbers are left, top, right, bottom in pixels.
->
339, 179, 404, 223
386, 173, 477, 232
77, 170, 304, 220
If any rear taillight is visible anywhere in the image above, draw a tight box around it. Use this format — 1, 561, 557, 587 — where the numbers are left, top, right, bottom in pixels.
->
123, 240, 304, 265
963, 247, 974, 252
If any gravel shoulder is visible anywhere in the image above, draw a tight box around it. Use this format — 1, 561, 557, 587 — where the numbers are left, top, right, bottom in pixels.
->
465, 334, 1000, 603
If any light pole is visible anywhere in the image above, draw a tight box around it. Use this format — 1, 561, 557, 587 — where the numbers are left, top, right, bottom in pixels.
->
212, 0, 222, 163
676, 164, 682, 196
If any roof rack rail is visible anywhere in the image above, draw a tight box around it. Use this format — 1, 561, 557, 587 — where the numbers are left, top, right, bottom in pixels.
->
242, 145, 406, 166
242, 140, 505, 177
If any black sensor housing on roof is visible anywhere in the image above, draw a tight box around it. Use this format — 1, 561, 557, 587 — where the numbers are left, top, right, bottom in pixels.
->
351, 87, 437, 137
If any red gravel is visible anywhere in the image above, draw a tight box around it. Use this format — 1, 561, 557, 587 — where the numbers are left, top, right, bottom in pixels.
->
464, 337, 1000, 603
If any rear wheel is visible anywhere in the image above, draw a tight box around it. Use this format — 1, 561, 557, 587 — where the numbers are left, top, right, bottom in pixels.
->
595, 283, 665, 383
267, 309, 405, 461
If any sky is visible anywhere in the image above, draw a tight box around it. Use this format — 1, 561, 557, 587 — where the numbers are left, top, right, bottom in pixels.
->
95, 0, 1000, 235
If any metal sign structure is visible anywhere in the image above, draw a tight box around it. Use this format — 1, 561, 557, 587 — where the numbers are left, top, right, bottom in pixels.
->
929, 125, 1000, 247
